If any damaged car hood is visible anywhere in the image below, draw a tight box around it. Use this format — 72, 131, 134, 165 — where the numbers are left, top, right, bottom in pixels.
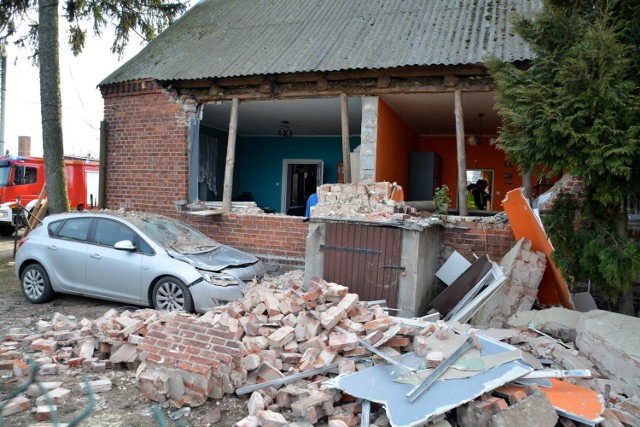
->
169, 244, 260, 272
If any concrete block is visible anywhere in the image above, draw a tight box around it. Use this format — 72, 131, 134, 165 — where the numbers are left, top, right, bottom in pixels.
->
575, 310, 640, 397
489, 389, 558, 427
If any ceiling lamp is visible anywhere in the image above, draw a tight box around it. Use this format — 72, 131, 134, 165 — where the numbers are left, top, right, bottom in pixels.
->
278, 121, 293, 138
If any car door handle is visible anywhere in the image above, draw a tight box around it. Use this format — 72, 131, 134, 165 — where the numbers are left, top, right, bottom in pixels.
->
90, 253, 102, 259
48, 245, 58, 251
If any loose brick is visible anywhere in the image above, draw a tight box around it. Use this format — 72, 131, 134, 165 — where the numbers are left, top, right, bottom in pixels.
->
1, 396, 30, 416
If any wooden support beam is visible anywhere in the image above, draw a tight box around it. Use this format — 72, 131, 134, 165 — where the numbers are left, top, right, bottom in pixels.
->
222, 98, 240, 212
182, 76, 495, 103
340, 93, 351, 184
454, 90, 468, 216
377, 75, 391, 88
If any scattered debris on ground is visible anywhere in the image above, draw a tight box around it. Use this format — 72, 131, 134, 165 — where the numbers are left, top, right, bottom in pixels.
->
1, 263, 638, 426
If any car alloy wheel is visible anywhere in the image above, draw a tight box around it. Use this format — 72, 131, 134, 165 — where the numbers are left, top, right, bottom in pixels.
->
21, 263, 55, 304
152, 277, 194, 312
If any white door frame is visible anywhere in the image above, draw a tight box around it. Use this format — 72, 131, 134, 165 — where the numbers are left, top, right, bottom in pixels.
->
281, 159, 324, 213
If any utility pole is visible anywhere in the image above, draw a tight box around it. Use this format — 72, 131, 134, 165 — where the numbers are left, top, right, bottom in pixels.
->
0, 44, 7, 156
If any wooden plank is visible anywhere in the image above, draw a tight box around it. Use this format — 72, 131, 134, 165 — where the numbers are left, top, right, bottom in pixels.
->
222, 98, 239, 212
340, 93, 351, 184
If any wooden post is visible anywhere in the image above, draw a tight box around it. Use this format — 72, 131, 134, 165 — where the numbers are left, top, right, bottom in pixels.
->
222, 98, 239, 212
454, 90, 469, 216
340, 93, 351, 183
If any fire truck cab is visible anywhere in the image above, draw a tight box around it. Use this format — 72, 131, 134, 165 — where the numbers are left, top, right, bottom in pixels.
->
0, 156, 99, 235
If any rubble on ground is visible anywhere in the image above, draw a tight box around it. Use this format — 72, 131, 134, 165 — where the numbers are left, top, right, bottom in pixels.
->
1, 266, 638, 426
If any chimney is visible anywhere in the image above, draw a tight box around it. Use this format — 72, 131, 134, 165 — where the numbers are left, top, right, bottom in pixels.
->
18, 136, 30, 157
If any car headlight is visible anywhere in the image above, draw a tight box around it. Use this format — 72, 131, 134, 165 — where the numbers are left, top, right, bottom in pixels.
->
200, 271, 241, 287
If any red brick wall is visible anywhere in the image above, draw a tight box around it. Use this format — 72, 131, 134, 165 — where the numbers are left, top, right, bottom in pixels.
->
184, 213, 309, 267
440, 217, 516, 264
101, 80, 191, 216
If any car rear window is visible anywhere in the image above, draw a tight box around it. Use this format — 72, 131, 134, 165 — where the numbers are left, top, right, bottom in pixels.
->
56, 218, 92, 242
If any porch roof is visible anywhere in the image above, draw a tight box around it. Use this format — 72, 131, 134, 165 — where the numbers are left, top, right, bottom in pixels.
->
100, 0, 540, 86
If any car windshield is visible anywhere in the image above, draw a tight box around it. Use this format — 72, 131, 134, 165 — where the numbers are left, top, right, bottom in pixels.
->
125, 214, 221, 254
0, 164, 11, 187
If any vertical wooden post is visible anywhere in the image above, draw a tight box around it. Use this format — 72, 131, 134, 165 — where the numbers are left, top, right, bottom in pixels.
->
222, 98, 239, 212
340, 93, 351, 184
454, 90, 469, 216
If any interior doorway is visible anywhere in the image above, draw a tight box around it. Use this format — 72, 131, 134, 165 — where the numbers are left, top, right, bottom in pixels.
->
466, 169, 494, 211
281, 160, 323, 215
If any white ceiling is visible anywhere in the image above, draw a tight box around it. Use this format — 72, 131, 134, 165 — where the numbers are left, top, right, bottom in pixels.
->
201, 92, 501, 137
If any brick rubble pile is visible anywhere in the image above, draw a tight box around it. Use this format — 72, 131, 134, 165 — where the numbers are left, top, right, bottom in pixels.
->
1, 274, 639, 426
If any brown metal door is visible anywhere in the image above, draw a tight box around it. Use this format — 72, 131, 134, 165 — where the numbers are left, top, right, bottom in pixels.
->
321, 223, 402, 308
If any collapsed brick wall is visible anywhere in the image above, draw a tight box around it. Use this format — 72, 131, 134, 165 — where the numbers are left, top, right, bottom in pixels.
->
537, 174, 586, 212
185, 213, 309, 268
101, 80, 192, 216
440, 216, 516, 265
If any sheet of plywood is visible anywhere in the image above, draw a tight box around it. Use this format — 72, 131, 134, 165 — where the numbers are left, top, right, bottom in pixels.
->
501, 188, 573, 309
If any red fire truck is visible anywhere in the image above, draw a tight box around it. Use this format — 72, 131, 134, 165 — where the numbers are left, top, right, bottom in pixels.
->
0, 156, 100, 235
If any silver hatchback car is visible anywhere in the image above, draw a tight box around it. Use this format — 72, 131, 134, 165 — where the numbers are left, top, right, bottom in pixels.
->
15, 211, 265, 313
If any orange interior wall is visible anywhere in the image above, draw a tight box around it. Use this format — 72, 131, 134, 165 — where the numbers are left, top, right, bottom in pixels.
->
376, 99, 420, 190
419, 136, 523, 209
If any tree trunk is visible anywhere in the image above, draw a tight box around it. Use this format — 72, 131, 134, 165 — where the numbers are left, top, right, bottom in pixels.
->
38, 0, 69, 214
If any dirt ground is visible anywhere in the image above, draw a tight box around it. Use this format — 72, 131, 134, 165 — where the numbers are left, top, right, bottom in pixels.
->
0, 236, 270, 427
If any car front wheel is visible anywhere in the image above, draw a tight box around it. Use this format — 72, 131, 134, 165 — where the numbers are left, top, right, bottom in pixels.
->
21, 263, 55, 304
152, 276, 195, 313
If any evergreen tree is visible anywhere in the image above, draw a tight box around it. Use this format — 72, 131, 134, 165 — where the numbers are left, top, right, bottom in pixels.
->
0, 0, 188, 214
488, 0, 640, 314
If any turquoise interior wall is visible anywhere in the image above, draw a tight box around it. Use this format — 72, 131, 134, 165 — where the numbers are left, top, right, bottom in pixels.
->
235, 136, 361, 212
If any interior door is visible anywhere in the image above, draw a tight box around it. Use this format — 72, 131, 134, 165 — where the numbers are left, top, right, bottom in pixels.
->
281, 159, 323, 214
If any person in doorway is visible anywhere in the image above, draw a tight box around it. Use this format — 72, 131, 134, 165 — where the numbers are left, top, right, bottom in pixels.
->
467, 179, 490, 210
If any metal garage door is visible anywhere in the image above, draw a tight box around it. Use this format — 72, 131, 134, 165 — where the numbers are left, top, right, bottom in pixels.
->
321, 222, 402, 308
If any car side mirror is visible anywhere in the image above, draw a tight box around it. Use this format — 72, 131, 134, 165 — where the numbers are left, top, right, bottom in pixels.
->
114, 240, 137, 251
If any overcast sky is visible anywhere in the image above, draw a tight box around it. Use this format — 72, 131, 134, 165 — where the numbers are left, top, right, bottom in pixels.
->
2, 2, 195, 159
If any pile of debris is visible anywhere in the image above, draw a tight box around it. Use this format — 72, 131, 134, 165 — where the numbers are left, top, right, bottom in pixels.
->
2, 267, 638, 426
310, 182, 416, 221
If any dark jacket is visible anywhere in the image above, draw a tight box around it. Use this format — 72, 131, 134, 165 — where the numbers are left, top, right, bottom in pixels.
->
467, 183, 488, 210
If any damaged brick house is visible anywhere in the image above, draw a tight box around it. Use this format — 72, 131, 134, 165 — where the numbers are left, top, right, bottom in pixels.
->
98, 0, 541, 275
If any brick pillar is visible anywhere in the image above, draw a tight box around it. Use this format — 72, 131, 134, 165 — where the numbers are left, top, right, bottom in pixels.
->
359, 96, 378, 183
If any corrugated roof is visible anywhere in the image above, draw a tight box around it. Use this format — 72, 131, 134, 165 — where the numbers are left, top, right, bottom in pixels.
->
100, 0, 540, 86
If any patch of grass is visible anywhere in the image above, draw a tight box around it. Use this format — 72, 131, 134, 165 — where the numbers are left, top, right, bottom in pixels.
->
0, 252, 18, 293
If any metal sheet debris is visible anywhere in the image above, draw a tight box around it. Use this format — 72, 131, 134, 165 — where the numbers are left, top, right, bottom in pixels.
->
496, 379, 605, 426
328, 335, 532, 427
435, 250, 471, 286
